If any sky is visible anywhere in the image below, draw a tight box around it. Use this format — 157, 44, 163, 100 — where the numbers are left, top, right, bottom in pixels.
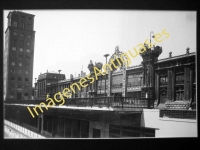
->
3, 10, 196, 86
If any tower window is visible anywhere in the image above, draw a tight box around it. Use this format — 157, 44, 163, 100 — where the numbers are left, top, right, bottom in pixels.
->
19, 62, 22, 67
10, 92, 14, 98
28, 24, 32, 30
25, 71, 29, 74
26, 49, 30, 53
13, 32, 17, 35
19, 48, 23, 52
20, 22, 25, 29
13, 21, 17, 27
11, 69, 15, 73
12, 47, 16, 51
18, 70, 22, 74
20, 33, 24, 37
13, 39, 17, 43
27, 42, 30, 45
11, 62, 15, 66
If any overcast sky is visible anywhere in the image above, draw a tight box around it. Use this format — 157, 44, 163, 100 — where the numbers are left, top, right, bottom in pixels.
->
4, 10, 196, 86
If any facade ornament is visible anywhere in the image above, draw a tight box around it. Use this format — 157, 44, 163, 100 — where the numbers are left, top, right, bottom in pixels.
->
88, 60, 94, 73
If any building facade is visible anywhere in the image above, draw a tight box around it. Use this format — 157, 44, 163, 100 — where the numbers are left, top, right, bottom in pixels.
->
4, 11, 35, 101
36, 71, 65, 99
4, 11, 197, 138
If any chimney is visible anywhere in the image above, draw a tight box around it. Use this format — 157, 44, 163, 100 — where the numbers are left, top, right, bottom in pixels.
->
169, 51, 172, 58
186, 47, 190, 54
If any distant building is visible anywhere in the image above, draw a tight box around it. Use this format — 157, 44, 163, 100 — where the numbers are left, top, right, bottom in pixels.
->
4, 11, 35, 100
36, 71, 65, 100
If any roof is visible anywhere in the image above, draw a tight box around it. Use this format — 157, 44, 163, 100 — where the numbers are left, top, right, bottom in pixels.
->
7, 11, 35, 18
155, 52, 196, 63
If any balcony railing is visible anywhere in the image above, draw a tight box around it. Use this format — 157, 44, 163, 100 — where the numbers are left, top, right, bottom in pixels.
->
160, 109, 196, 119
4, 97, 154, 109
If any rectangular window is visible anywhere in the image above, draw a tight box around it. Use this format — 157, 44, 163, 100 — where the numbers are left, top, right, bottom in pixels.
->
20, 33, 24, 37
25, 78, 29, 81
26, 49, 30, 53
25, 71, 29, 74
20, 22, 25, 29
18, 70, 22, 74
18, 77, 22, 81
19, 62, 22, 67
11, 76, 15, 80
13, 21, 17, 27
28, 24, 32, 30
11, 69, 15, 73
13, 39, 17, 43
27, 42, 31, 46
11, 62, 15, 66
10, 92, 14, 98
13, 32, 17, 35
19, 48, 23, 52
160, 76, 168, 86
24, 93, 28, 96
12, 47, 16, 51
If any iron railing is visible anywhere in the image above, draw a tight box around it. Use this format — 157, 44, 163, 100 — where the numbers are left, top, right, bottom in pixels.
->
4, 97, 154, 109
160, 109, 196, 119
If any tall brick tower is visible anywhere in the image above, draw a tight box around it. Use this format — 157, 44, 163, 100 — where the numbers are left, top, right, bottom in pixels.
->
4, 11, 35, 100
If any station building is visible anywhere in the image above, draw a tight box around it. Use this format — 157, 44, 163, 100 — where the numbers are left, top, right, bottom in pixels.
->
4, 11, 197, 138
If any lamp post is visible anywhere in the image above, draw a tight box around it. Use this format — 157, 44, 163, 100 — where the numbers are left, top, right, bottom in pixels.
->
58, 70, 61, 92
148, 31, 154, 108
104, 54, 109, 96
35, 78, 37, 99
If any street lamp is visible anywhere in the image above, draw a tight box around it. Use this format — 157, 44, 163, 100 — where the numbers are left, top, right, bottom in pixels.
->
104, 54, 109, 96
35, 78, 37, 99
58, 70, 61, 92
148, 31, 154, 108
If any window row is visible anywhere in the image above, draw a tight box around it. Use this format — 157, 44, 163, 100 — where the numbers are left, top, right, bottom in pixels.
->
12, 40, 31, 46
20, 15, 32, 20
10, 77, 29, 81
13, 21, 32, 30
13, 31, 32, 38
12, 47, 31, 52
10, 68, 29, 74
11, 62, 30, 67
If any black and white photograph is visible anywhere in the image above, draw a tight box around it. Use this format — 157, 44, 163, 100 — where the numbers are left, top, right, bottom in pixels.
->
3, 9, 197, 139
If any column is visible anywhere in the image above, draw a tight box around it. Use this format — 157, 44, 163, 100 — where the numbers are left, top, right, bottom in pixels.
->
167, 69, 172, 102
184, 66, 190, 102
122, 67, 127, 97
107, 71, 111, 96
190, 68, 193, 101
171, 69, 175, 101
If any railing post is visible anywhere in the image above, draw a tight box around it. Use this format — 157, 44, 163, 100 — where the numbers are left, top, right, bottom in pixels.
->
121, 97, 123, 109
108, 97, 110, 108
